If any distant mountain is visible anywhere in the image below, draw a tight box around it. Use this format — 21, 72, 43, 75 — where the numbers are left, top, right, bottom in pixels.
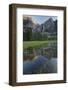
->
33, 18, 57, 33
23, 16, 57, 41
42, 18, 55, 33
23, 16, 57, 33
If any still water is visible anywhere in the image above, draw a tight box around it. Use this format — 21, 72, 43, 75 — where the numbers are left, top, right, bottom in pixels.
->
23, 42, 57, 75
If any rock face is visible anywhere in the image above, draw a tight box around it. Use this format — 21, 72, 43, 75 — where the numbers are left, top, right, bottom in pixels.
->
32, 18, 57, 33
42, 18, 55, 33
23, 16, 34, 41
23, 16, 33, 31
23, 16, 57, 41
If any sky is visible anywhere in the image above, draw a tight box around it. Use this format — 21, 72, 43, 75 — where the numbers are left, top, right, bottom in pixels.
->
27, 15, 57, 25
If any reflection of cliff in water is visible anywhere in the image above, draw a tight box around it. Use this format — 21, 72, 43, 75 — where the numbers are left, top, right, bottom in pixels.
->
23, 42, 57, 74
23, 42, 57, 61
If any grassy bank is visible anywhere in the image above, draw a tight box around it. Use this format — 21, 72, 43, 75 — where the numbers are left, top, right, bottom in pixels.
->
23, 40, 57, 49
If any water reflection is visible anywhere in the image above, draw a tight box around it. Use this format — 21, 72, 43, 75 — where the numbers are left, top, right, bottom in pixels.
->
23, 42, 57, 74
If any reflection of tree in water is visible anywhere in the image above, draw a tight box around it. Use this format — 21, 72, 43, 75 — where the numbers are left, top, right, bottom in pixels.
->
23, 42, 57, 61
23, 42, 57, 74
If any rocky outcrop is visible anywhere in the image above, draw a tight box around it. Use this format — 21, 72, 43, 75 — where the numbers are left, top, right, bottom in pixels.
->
23, 16, 57, 41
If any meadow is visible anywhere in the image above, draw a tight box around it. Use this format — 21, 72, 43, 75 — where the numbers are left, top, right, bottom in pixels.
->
23, 40, 57, 49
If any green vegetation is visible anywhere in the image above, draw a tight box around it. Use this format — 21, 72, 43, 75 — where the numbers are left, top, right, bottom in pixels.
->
23, 28, 32, 41
23, 40, 57, 49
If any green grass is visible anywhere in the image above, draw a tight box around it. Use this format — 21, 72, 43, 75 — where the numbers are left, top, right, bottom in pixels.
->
23, 40, 57, 49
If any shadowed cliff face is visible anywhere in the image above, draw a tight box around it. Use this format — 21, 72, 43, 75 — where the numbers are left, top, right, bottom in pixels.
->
23, 16, 57, 33
23, 16, 57, 41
